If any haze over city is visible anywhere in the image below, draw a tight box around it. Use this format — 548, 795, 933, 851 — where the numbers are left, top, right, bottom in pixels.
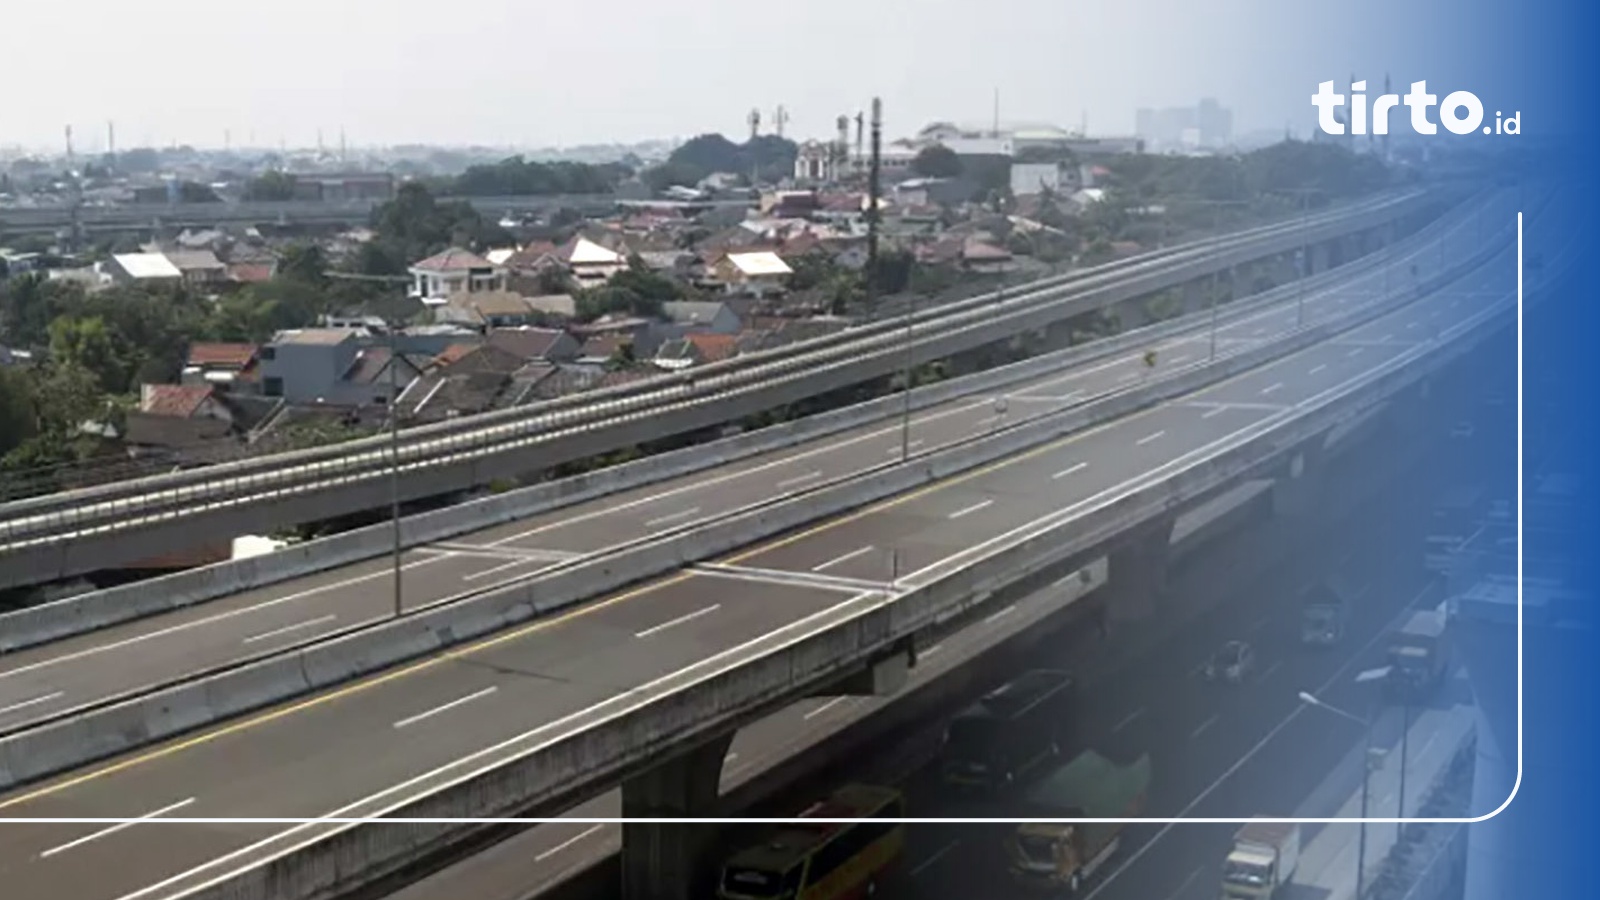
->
1, 0, 1561, 152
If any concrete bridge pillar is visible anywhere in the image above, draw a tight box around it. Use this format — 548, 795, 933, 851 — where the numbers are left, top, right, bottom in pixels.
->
620, 732, 733, 900
1271, 438, 1328, 523
1106, 515, 1175, 623
1311, 241, 1334, 275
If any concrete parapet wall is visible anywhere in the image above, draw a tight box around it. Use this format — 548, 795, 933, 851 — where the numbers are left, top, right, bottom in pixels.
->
0, 248, 1513, 832
0, 191, 1444, 562
0, 219, 1448, 654
152, 290, 1512, 900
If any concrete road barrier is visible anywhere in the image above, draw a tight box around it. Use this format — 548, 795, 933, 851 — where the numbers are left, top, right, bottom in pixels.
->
0, 207, 1483, 655
0, 244, 1517, 796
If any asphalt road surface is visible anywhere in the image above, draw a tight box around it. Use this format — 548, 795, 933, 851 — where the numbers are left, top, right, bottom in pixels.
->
0, 206, 1494, 734
0, 234, 1513, 900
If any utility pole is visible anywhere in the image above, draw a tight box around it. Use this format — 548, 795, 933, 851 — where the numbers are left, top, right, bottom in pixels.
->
325, 270, 415, 618
866, 97, 883, 285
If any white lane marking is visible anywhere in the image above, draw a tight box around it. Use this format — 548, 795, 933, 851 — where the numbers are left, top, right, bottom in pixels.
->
0, 691, 64, 718
1168, 354, 1191, 365
949, 499, 995, 520
803, 696, 851, 721
813, 545, 875, 572
1406, 321, 1420, 329
1167, 866, 1205, 900
1136, 430, 1166, 446
39, 798, 196, 858
1260, 660, 1284, 682
1084, 582, 1443, 900
1310, 364, 1328, 375
1190, 714, 1219, 740
911, 839, 962, 877
1112, 708, 1145, 734
1260, 382, 1283, 396
0, 555, 451, 682
776, 471, 822, 490
888, 440, 925, 456
643, 507, 701, 530
462, 556, 548, 582
1052, 462, 1088, 480
634, 604, 721, 639
491, 398, 994, 546
1118, 372, 1138, 383
984, 604, 1016, 624
1348, 346, 1366, 358
533, 824, 604, 863
392, 686, 499, 730
922, 643, 943, 658
241, 615, 339, 645
1202, 406, 1227, 419
1378, 333, 1393, 343
1250, 615, 1272, 632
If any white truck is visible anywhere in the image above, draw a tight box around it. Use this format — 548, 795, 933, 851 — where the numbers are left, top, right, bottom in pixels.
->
1221, 819, 1300, 899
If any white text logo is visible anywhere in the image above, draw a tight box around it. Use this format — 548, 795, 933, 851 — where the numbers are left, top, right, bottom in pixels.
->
1312, 80, 1520, 136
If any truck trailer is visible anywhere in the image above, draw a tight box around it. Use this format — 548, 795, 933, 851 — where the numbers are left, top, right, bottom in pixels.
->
1221, 818, 1300, 899
1005, 750, 1150, 892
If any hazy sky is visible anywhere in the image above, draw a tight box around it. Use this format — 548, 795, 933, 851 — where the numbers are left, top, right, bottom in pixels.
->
2, 0, 1566, 153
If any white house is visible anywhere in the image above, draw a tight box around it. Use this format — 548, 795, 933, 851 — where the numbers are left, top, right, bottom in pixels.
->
408, 247, 506, 305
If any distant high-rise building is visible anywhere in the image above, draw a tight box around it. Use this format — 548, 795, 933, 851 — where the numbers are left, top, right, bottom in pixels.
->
1136, 99, 1233, 151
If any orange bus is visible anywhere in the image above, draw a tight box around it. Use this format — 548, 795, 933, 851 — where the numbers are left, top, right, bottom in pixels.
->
717, 784, 906, 900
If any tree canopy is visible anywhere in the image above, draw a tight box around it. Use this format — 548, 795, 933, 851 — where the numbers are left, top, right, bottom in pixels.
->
911, 145, 964, 179
642, 133, 799, 191
448, 156, 631, 196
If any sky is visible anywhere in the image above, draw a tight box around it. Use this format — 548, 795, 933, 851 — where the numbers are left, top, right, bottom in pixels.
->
0, 0, 1568, 153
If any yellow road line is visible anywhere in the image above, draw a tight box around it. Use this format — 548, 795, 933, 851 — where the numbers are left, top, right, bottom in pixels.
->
0, 326, 1338, 811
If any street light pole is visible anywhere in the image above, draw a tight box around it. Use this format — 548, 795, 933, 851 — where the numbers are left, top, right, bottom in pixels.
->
1356, 703, 1373, 899
325, 269, 413, 619
1297, 191, 1310, 327
900, 295, 914, 462
1396, 699, 1411, 839
388, 323, 403, 618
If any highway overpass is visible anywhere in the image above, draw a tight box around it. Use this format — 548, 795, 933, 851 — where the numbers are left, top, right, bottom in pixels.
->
0, 195, 751, 234
0, 190, 1544, 900
0, 188, 1451, 587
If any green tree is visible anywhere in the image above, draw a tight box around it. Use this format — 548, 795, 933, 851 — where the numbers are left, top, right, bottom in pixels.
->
48, 317, 124, 394
911, 145, 963, 179
243, 171, 298, 201
0, 367, 37, 457
277, 242, 330, 287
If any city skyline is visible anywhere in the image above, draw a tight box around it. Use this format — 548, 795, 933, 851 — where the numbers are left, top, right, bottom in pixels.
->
2, 0, 1544, 154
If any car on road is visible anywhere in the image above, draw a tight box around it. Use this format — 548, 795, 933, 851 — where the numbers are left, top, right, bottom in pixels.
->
1204, 641, 1256, 684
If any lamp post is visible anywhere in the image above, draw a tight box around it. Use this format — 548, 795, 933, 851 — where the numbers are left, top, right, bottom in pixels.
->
325, 270, 415, 618
900, 293, 914, 462
1299, 664, 1391, 900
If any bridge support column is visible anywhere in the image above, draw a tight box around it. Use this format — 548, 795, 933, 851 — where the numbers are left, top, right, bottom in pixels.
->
1311, 241, 1334, 275
620, 732, 733, 900
1271, 438, 1327, 523
829, 638, 915, 697
1105, 516, 1175, 623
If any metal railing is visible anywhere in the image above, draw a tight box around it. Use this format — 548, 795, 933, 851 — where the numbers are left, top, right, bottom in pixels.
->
0, 190, 1440, 546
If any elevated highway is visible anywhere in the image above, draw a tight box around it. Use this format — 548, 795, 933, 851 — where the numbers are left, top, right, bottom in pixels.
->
0, 192, 1493, 740
0, 195, 743, 234
0, 189, 1447, 586
0, 197, 1541, 900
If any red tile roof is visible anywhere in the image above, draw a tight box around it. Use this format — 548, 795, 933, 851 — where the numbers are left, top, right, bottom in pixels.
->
141, 384, 214, 418
434, 343, 479, 368
225, 263, 275, 284
687, 332, 738, 363
187, 342, 257, 369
